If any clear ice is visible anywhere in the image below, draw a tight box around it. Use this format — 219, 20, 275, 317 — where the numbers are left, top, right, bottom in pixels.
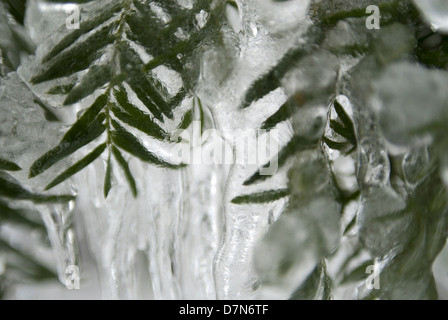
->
1, 0, 448, 300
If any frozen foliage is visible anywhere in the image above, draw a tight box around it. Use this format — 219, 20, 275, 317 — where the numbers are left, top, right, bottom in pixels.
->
0, 1, 34, 73
375, 62, 448, 146
0, 72, 77, 293
1, 0, 448, 300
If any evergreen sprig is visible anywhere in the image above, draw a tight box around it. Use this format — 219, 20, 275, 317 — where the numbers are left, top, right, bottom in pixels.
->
29, 0, 226, 197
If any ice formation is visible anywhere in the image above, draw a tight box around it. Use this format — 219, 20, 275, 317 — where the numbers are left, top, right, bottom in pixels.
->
1, 0, 448, 300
